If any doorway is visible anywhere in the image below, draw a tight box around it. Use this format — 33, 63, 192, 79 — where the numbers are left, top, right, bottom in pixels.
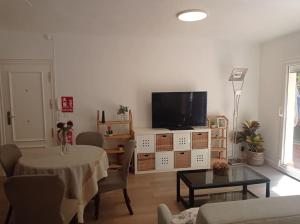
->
0, 60, 55, 149
281, 64, 300, 178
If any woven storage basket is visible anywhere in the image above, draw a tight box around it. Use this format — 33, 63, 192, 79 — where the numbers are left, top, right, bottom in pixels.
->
192, 132, 209, 149
174, 151, 191, 168
137, 153, 155, 171
156, 134, 173, 151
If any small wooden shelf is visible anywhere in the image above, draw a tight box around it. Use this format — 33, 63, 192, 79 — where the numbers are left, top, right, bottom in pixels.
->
97, 110, 134, 172
109, 163, 123, 169
97, 120, 130, 125
211, 127, 226, 130
208, 115, 228, 161
211, 147, 226, 152
211, 137, 226, 140
97, 110, 134, 140
104, 134, 132, 141
105, 148, 125, 154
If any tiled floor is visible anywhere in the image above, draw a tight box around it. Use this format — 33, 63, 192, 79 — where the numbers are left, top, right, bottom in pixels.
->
1, 165, 300, 223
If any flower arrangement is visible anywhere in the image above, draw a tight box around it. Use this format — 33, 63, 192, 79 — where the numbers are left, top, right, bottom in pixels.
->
105, 125, 113, 136
57, 121, 73, 147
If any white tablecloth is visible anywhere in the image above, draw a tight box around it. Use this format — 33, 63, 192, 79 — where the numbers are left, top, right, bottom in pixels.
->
14, 145, 109, 223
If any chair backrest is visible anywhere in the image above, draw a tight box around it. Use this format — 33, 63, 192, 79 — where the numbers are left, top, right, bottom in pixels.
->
76, 131, 104, 148
158, 204, 173, 224
0, 144, 22, 177
4, 175, 65, 224
120, 140, 136, 182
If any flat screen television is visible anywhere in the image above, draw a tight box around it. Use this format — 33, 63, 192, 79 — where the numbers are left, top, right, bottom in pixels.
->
152, 91, 207, 130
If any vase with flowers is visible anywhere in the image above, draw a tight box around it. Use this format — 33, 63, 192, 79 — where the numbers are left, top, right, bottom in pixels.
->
57, 121, 73, 154
105, 125, 113, 136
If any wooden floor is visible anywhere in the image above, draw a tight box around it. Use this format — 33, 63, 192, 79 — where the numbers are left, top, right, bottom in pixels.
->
1, 165, 300, 224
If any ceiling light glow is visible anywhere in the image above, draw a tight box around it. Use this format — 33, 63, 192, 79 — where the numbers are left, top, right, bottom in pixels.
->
177, 10, 207, 22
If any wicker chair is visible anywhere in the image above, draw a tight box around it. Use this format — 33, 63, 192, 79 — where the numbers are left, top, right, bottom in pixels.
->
75, 132, 104, 147
4, 175, 79, 224
95, 140, 136, 219
0, 144, 22, 224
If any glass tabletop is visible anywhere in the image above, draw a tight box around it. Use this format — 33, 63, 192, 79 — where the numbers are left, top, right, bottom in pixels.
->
178, 166, 270, 188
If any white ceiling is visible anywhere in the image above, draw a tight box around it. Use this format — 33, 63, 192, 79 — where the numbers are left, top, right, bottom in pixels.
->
1, 0, 300, 42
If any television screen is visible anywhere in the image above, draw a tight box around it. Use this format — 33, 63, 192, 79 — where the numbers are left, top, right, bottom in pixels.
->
152, 92, 207, 129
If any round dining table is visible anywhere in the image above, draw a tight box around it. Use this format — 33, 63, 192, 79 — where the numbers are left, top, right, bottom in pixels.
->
14, 145, 109, 223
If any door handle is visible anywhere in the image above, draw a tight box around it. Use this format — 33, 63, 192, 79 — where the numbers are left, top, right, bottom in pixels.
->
7, 111, 14, 125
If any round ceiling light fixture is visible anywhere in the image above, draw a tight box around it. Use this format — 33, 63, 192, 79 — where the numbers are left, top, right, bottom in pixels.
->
177, 10, 208, 22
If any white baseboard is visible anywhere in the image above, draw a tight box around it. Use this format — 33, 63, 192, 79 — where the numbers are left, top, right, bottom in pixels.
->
265, 157, 300, 180
265, 158, 279, 168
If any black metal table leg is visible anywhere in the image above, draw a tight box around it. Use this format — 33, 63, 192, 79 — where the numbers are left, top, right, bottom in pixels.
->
177, 172, 180, 202
189, 187, 194, 207
242, 184, 247, 194
266, 182, 270, 197
242, 184, 247, 199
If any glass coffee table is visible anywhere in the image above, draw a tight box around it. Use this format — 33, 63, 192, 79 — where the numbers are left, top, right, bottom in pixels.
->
177, 166, 270, 208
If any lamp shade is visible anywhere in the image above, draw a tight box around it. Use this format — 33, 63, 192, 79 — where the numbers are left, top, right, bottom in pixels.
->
229, 68, 248, 81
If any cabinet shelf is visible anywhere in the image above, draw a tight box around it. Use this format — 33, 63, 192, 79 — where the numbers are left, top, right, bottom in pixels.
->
109, 163, 123, 169
211, 137, 226, 140
104, 134, 132, 141
105, 148, 125, 154
97, 120, 130, 125
211, 147, 226, 152
211, 127, 226, 130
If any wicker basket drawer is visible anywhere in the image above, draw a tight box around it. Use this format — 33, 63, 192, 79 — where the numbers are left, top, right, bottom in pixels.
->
156, 133, 173, 151
174, 151, 191, 168
192, 132, 209, 149
137, 153, 155, 171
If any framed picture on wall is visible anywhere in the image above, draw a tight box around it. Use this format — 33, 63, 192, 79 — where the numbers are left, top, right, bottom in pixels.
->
217, 117, 226, 128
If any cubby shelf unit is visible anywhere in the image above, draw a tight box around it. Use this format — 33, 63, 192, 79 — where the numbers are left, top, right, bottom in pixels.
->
134, 127, 211, 174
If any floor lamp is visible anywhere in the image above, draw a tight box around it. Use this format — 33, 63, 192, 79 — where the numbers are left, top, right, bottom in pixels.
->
228, 68, 248, 165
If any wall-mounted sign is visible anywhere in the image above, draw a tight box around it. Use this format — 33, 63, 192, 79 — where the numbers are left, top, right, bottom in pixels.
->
61, 96, 73, 112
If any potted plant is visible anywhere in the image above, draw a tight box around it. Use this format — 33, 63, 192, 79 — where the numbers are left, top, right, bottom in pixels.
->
237, 120, 264, 166
117, 105, 129, 120
210, 119, 217, 128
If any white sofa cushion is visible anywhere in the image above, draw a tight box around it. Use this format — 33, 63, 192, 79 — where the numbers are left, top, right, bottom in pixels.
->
197, 195, 300, 224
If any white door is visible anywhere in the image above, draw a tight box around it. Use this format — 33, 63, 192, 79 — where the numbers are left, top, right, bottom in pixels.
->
281, 63, 300, 178
0, 61, 54, 149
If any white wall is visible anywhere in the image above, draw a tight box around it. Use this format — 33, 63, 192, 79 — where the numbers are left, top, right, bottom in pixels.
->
260, 30, 300, 165
0, 30, 260, 154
